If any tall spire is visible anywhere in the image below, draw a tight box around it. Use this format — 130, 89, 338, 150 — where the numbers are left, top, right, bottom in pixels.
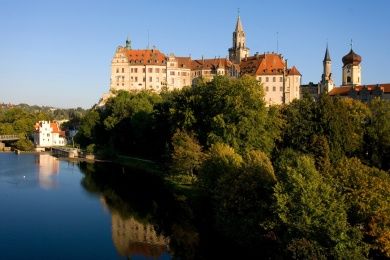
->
323, 44, 331, 62
235, 12, 243, 32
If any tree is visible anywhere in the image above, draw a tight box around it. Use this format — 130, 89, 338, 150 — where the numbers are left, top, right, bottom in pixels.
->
170, 130, 205, 184
366, 98, 390, 170
156, 76, 280, 155
213, 150, 277, 249
331, 157, 390, 257
274, 153, 367, 258
198, 143, 243, 194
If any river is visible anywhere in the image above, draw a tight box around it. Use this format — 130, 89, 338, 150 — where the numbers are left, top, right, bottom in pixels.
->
0, 153, 172, 259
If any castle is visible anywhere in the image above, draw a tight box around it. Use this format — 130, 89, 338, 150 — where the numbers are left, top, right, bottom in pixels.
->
301, 44, 390, 101
100, 15, 301, 106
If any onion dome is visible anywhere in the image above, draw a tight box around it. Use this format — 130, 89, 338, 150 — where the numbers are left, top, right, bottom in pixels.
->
342, 49, 362, 66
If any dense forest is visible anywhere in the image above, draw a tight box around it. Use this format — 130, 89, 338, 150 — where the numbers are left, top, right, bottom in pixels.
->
0, 104, 86, 150
56, 76, 390, 257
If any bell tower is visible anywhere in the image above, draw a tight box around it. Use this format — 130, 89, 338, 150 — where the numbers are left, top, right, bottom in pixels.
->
228, 13, 250, 64
320, 45, 334, 93
342, 42, 362, 86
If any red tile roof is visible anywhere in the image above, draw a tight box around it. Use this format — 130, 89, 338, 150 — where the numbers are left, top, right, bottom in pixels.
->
240, 53, 299, 76
329, 83, 390, 96
288, 66, 301, 76
191, 58, 232, 70
34, 121, 65, 137
175, 57, 192, 69
119, 48, 166, 65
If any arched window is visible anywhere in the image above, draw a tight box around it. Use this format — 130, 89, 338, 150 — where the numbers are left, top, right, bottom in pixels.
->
347, 76, 351, 83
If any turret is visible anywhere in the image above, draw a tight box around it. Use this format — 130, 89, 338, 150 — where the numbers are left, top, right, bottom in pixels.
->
125, 37, 131, 50
342, 44, 362, 86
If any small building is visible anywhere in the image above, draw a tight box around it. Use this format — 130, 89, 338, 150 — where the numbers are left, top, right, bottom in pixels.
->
328, 84, 390, 102
34, 121, 66, 148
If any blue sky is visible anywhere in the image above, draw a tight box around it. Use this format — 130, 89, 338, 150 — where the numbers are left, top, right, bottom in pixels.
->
0, 0, 389, 108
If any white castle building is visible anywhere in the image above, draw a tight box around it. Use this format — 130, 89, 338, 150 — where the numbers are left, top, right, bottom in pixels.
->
100, 15, 301, 106
33, 121, 66, 148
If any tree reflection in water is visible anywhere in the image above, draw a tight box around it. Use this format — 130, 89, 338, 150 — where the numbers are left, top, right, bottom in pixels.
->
78, 162, 200, 259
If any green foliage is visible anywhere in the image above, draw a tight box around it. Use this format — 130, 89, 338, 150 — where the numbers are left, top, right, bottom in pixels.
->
170, 130, 205, 184
331, 157, 390, 257
86, 143, 96, 154
14, 137, 34, 151
198, 143, 243, 194
213, 149, 276, 246
157, 76, 281, 155
274, 153, 367, 258
366, 98, 390, 170
281, 95, 370, 162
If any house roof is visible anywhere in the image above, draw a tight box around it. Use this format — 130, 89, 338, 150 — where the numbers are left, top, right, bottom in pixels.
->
329, 83, 390, 96
191, 58, 232, 70
240, 53, 300, 76
119, 48, 166, 65
175, 57, 192, 69
288, 66, 301, 76
34, 121, 65, 137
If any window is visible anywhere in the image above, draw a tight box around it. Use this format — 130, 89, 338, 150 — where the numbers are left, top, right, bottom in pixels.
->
280, 77, 283, 82
170, 71, 175, 76
156, 77, 159, 82
131, 76, 133, 81
143, 77, 145, 82
266, 86, 269, 92
347, 76, 351, 83
171, 78, 174, 84
47, 133, 50, 137
162, 69, 166, 73
155, 68, 160, 73
122, 68, 125, 73
266, 77, 269, 82
177, 71, 180, 76
131, 68, 133, 73
280, 86, 283, 91
170, 63, 175, 67
273, 77, 276, 82
135, 77, 138, 82
273, 86, 276, 91
122, 76, 124, 80
148, 68, 153, 73
143, 68, 146, 73
134, 68, 138, 73
149, 77, 152, 82
258, 77, 262, 82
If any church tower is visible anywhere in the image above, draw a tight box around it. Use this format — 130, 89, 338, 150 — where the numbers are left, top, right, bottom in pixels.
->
342, 45, 362, 86
228, 15, 250, 64
320, 45, 334, 93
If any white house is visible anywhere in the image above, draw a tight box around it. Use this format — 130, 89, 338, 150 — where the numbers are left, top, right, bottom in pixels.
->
34, 121, 66, 148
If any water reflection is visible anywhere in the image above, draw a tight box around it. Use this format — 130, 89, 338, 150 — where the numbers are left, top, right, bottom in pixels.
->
111, 210, 170, 258
36, 153, 59, 189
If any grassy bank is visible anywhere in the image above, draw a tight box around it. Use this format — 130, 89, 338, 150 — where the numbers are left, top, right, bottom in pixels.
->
114, 155, 162, 174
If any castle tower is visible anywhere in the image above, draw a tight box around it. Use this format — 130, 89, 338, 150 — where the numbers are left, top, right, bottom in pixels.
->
228, 15, 250, 64
320, 45, 334, 93
342, 45, 362, 86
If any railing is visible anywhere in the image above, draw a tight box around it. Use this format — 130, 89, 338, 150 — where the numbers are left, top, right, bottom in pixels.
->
0, 134, 20, 141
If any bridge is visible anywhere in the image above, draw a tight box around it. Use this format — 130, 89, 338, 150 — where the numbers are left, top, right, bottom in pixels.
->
0, 135, 20, 141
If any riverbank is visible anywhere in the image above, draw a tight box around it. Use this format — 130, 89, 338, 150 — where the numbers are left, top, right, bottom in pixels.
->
114, 155, 162, 174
